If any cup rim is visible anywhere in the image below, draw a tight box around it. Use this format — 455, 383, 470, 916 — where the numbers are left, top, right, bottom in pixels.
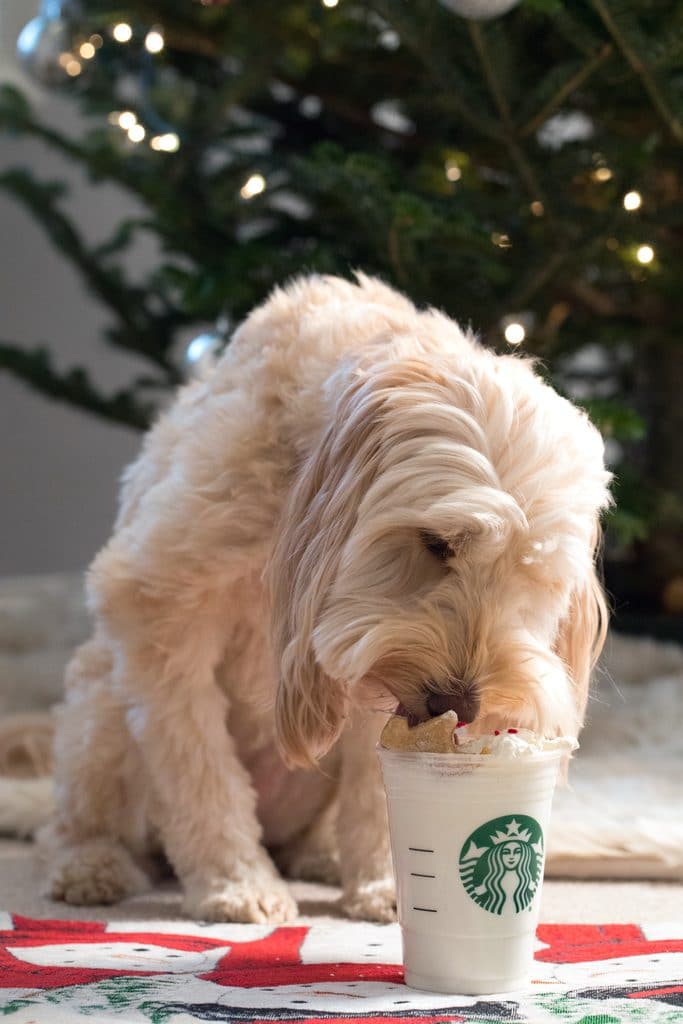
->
375, 741, 570, 766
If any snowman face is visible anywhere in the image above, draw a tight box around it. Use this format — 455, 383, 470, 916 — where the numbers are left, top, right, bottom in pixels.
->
547, 951, 682, 991
7, 941, 231, 974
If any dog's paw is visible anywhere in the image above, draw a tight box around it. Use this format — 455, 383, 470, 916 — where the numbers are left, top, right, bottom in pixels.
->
184, 875, 298, 924
47, 839, 150, 906
341, 879, 397, 922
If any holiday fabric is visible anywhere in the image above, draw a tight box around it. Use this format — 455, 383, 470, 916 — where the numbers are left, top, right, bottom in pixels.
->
1, 914, 682, 1022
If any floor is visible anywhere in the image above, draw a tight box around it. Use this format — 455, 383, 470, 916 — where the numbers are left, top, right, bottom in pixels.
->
2, 839, 682, 926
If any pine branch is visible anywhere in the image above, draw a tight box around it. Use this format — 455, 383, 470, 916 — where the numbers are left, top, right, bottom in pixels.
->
372, 0, 505, 142
552, 6, 605, 58
591, 0, 683, 142
0, 342, 155, 430
0, 86, 235, 267
0, 169, 182, 378
467, 22, 549, 212
134, 3, 223, 58
520, 43, 614, 139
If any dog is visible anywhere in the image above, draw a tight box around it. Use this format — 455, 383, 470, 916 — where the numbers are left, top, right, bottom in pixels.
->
41, 273, 612, 923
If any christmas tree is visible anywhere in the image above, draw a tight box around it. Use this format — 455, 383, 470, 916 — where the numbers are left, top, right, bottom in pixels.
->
1, 0, 681, 619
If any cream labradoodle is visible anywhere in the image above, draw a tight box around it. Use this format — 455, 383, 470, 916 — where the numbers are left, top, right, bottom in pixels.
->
41, 273, 612, 923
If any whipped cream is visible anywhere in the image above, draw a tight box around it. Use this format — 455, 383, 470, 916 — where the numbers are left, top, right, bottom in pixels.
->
380, 711, 578, 758
454, 725, 578, 758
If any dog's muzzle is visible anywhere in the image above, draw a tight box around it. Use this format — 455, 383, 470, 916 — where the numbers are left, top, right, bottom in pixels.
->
425, 682, 481, 725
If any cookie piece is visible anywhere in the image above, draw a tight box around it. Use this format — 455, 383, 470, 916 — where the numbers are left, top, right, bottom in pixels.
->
380, 710, 459, 752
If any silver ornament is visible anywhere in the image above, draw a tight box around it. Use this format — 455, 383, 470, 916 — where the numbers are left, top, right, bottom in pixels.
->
438, 0, 521, 20
184, 317, 230, 378
17, 0, 84, 87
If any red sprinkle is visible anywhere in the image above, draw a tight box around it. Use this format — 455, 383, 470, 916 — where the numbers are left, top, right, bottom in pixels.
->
494, 730, 501, 736
456, 721, 468, 728
507, 728, 519, 734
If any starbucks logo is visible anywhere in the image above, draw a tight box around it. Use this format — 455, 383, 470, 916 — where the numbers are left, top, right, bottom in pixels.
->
459, 814, 544, 916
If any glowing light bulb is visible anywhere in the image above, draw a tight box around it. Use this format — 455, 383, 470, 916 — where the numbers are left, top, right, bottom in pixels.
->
151, 133, 180, 152
530, 200, 544, 217
145, 29, 164, 53
445, 160, 461, 182
112, 22, 133, 43
240, 173, 266, 199
322, 0, 339, 6
65, 59, 82, 76
623, 191, 642, 211
636, 244, 654, 264
504, 322, 526, 345
79, 42, 95, 59
128, 123, 146, 143
592, 167, 612, 183
117, 111, 137, 130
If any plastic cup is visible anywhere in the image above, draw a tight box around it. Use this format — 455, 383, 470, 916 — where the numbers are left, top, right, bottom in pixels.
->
377, 745, 564, 995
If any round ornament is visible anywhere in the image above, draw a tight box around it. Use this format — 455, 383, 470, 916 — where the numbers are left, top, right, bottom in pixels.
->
183, 316, 230, 378
185, 332, 222, 377
438, 0, 521, 19
17, 0, 84, 86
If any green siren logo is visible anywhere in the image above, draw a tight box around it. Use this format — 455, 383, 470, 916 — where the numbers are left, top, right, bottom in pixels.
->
459, 814, 544, 916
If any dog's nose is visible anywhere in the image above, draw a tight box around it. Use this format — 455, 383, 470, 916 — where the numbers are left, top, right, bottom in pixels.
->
426, 684, 480, 724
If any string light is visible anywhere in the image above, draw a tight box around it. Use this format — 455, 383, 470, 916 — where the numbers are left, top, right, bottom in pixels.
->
530, 200, 544, 217
112, 22, 133, 43
592, 167, 612, 183
322, 0, 339, 7
127, 123, 146, 143
491, 232, 512, 248
501, 312, 533, 344
117, 111, 137, 130
145, 29, 164, 53
90, 34, 104, 49
150, 133, 180, 152
240, 173, 266, 199
445, 159, 461, 182
79, 42, 96, 59
636, 244, 654, 264
65, 59, 82, 76
623, 191, 642, 211
504, 322, 526, 345
606, 237, 619, 251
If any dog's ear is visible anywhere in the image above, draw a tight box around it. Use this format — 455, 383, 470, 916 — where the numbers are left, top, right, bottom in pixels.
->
554, 525, 610, 726
268, 366, 384, 768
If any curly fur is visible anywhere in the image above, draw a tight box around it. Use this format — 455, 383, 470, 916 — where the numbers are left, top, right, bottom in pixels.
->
42, 273, 612, 923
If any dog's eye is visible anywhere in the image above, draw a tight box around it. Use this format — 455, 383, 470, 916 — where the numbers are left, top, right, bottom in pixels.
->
420, 531, 455, 562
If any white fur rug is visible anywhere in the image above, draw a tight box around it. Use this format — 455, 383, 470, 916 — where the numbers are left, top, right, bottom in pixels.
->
548, 632, 683, 878
0, 574, 682, 879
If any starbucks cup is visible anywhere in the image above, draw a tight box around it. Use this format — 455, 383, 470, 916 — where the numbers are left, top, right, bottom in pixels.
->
377, 745, 563, 995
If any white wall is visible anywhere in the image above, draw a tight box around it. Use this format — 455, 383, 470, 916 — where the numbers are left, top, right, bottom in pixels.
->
0, 1, 164, 576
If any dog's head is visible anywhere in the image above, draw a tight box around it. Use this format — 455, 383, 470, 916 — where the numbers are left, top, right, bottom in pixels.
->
269, 339, 613, 767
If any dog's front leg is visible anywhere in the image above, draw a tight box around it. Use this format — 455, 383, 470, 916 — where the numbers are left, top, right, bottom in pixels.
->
337, 709, 396, 922
128, 683, 297, 923
94, 551, 297, 924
